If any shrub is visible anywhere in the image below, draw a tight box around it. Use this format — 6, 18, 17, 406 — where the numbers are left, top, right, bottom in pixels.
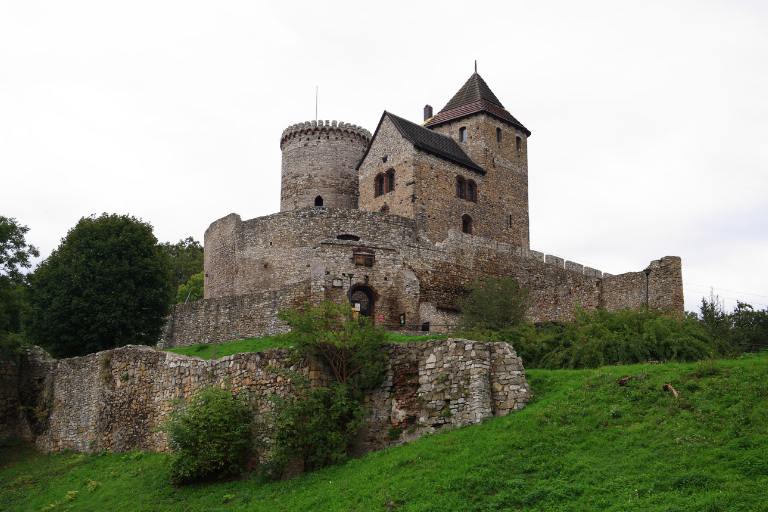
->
164, 386, 254, 485
176, 272, 204, 304
279, 301, 387, 393
459, 276, 529, 331
269, 384, 364, 474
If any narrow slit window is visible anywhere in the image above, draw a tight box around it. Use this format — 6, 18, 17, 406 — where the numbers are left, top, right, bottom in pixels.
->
461, 214, 473, 234
467, 180, 477, 202
456, 176, 466, 199
496, 127, 502, 143
459, 127, 467, 143
374, 174, 384, 197
386, 169, 395, 193
516, 136, 523, 153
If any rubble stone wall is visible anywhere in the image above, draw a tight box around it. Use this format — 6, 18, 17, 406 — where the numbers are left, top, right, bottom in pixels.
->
9, 340, 529, 455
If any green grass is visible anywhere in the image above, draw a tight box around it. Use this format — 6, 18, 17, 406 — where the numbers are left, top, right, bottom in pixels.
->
165, 332, 447, 360
2, 353, 767, 511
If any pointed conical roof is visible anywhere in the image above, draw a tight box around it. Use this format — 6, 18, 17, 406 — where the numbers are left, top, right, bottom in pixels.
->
424, 73, 531, 136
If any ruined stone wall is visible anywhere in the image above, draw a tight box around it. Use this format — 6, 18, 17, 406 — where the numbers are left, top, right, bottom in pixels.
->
601, 256, 684, 313
160, 284, 310, 348
18, 340, 529, 455
280, 120, 371, 212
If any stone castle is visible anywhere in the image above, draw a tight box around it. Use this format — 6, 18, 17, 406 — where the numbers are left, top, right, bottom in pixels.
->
161, 71, 684, 348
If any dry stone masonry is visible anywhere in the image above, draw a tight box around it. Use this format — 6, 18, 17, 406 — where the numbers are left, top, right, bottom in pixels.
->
1, 340, 530, 455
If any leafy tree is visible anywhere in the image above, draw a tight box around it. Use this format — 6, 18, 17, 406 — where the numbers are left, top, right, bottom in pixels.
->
165, 386, 254, 485
279, 301, 387, 393
176, 272, 204, 304
159, 237, 203, 289
27, 214, 174, 357
0, 216, 38, 353
0, 216, 39, 281
459, 276, 530, 332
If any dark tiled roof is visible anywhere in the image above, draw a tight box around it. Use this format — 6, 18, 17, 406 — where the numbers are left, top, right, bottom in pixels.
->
424, 73, 531, 136
385, 112, 484, 174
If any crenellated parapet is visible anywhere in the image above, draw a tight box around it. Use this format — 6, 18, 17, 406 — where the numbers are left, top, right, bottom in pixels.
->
280, 120, 371, 150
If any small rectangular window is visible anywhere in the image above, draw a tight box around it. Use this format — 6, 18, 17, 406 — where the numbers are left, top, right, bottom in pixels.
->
516, 136, 522, 153
459, 127, 467, 143
353, 253, 374, 267
496, 127, 502, 143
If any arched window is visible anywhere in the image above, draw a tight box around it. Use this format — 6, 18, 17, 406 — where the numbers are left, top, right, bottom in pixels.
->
516, 136, 523, 153
459, 127, 467, 143
467, 180, 477, 202
385, 169, 395, 193
456, 176, 466, 199
461, 214, 473, 234
314, 195, 324, 207
374, 174, 384, 197
496, 127, 502, 143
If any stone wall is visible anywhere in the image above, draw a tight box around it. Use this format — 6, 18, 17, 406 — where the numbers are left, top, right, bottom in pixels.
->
160, 284, 310, 348
7, 340, 529, 455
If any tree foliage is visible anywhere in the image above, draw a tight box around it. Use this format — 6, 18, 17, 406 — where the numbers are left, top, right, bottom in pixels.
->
270, 384, 364, 474
176, 272, 204, 304
0, 216, 38, 352
165, 386, 254, 485
279, 301, 387, 393
459, 276, 530, 331
27, 213, 174, 357
159, 237, 203, 289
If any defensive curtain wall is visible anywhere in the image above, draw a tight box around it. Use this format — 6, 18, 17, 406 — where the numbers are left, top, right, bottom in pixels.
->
160, 207, 683, 348
0, 340, 530, 457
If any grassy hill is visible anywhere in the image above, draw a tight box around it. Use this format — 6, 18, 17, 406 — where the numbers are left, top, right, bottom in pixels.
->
2, 352, 766, 511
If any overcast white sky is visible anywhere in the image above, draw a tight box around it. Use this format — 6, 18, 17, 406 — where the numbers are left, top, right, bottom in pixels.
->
1, 1, 767, 312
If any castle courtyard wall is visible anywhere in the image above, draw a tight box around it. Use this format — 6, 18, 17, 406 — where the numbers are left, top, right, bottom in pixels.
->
4, 341, 530, 455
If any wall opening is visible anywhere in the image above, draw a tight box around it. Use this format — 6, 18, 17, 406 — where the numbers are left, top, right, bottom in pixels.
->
314, 195, 324, 207
516, 136, 522, 153
496, 127, 502, 143
462, 214, 473, 234
349, 285, 375, 318
459, 127, 467, 143
337, 234, 360, 241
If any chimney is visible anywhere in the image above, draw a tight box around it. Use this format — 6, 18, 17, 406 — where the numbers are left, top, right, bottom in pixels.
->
423, 104, 433, 121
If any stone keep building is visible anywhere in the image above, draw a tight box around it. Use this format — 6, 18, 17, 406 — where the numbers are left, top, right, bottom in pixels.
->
161, 72, 684, 347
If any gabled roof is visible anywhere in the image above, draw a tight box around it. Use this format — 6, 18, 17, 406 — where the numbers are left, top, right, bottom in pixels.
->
424, 73, 531, 136
358, 112, 484, 174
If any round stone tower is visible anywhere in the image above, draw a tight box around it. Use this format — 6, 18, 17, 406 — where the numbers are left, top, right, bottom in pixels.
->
280, 120, 371, 211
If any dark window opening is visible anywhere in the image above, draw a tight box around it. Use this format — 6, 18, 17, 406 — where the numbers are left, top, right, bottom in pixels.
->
353, 252, 375, 267
456, 176, 466, 199
421, 322, 430, 332
507, 214, 513, 228
314, 195, 323, 207
516, 136, 523, 153
380, 203, 389, 213
467, 180, 477, 202
337, 234, 360, 241
462, 214, 473, 234
349, 285, 375, 317
496, 127, 502, 143
386, 169, 395, 193
459, 126, 467, 143
374, 174, 384, 197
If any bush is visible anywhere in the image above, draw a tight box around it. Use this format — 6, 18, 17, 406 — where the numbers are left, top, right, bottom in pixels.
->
269, 384, 364, 474
279, 301, 387, 393
459, 276, 529, 331
164, 386, 254, 485
472, 308, 717, 369
176, 272, 204, 304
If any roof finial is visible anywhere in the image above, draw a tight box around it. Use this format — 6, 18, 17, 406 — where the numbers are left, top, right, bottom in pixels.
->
474, 60, 477, 74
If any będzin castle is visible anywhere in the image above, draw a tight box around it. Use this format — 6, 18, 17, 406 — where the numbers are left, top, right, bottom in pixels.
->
160, 71, 684, 348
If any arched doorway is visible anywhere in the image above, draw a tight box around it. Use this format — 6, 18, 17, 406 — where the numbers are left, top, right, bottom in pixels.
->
349, 285, 375, 318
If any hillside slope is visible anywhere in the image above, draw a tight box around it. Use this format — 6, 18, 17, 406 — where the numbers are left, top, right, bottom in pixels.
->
2, 354, 766, 511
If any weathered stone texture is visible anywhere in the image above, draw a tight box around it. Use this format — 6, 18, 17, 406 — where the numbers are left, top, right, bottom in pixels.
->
280, 120, 371, 212
13, 340, 529, 455
160, 284, 310, 348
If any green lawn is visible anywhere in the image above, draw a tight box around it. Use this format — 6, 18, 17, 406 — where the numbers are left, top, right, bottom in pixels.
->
165, 332, 447, 360
2, 353, 767, 511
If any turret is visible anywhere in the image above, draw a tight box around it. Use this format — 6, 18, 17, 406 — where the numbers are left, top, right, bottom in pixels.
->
279, 120, 371, 211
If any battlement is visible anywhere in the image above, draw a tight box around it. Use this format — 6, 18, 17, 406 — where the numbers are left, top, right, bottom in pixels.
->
280, 120, 372, 149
